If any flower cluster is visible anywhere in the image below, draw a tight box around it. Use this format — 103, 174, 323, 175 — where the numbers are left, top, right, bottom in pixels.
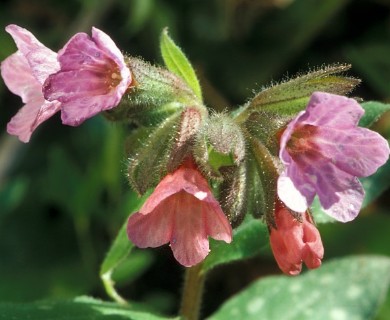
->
1, 25, 389, 273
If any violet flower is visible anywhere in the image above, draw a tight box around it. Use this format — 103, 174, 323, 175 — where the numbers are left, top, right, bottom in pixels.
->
127, 158, 233, 267
1, 24, 61, 142
43, 27, 132, 126
278, 92, 389, 222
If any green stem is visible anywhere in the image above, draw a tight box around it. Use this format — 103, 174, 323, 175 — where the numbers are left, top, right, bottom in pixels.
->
180, 262, 206, 320
101, 271, 128, 305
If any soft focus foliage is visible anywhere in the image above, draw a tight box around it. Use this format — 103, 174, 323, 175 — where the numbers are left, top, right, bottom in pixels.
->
1, 0, 390, 319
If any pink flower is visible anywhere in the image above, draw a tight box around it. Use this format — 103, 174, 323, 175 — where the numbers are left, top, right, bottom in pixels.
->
43, 27, 132, 126
278, 92, 389, 222
269, 201, 324, 276
1, 24, 61, 142
127, 158, 233, 267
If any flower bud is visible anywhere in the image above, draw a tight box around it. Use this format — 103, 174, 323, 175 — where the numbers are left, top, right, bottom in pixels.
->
269, 200, 324, 275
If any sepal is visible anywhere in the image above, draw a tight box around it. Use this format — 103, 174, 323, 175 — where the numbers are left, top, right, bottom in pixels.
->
127, 106, 204, 194
194, 113, 245, 178
246, 134, 280, 226
235, 64, 360, 123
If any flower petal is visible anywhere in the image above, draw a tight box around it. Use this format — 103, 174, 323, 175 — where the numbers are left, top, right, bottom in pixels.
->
170, 193, 210, 267
140, 163, 216, 215
1, 52, 38, 103
315, 126, 390, 177
127, 205, 173, 248
300, 92, 364, 128
203, 202, 233, 243
7, 98, 61, 143
26, 48, 60, 84
311, 161, 364, 222
277, 160, 316, 213
92, 27, 127, 71
6, 24, 45, 56
6, 24, 59, 84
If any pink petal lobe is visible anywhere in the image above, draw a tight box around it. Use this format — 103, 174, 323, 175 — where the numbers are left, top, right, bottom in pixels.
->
26, 48, 59, 84
5, 24, 46, 56
140, 160, 217, 215
315, 126, 390, 177
92, 27, 126, 69
5, 24, 59, 84
1, 52, 38, 102
300, 92, 364, 128
127, 206, 173, 248
203, 202, 233, 243
170, 192, 210, 267
277, 172, 312, 214
7, 99, 61, 143
2, 51, 60, 142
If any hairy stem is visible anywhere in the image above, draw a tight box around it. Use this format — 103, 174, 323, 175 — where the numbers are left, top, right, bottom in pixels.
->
180, 262, 206, 320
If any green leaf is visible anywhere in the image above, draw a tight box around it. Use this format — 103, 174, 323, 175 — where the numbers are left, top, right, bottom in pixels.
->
160, 28, 203, 101
0, 296, 173, 320
235, 64, 360, 123
361, 154, 390, 208
202, 216, 268, 273
209, 255, 390, 320
359, 101, 390, 128
100, 221, 134, 277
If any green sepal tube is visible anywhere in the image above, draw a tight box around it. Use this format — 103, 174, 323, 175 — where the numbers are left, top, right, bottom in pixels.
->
246, 132, 280, 227
219, 164, 248, 228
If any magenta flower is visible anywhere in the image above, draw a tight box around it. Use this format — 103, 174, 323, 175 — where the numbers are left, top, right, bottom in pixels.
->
269, 201, 324, 276
1, 25, 61, 142
43, 27, 132, 126
278, 92, 390, 222
127, 158, 233, 267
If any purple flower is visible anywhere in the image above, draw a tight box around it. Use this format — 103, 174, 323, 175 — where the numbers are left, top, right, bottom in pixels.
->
278, 92, 390, 222
1, 25, 61, 142
43, 27, 132, 126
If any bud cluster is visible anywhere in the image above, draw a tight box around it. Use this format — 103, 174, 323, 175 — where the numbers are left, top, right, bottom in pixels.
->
1, 25, 389, 273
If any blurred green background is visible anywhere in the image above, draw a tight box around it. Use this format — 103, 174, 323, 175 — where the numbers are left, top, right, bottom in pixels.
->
0, 0, 389, 318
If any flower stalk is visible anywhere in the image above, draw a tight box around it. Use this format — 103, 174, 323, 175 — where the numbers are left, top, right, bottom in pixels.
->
180, 262, 206, 320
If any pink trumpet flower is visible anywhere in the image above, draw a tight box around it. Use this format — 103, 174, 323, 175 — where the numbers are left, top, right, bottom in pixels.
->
127, 158, 233, 267
1, 24, 61, 142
